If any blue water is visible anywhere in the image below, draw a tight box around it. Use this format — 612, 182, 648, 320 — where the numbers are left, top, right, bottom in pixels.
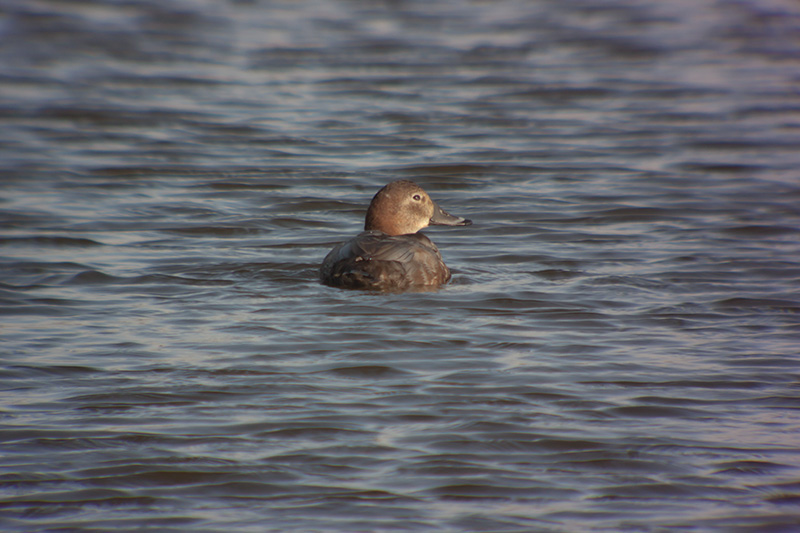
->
2, 0, 800, 531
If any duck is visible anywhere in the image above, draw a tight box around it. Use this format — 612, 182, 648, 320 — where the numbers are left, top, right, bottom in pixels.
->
320, 180, 472, 291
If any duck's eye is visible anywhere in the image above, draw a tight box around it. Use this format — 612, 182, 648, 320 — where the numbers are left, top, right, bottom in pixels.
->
412, 194, 422, 201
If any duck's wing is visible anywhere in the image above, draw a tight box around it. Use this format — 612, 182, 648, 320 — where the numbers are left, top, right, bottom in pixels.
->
353, 232, 441, 262
323, 232, 436, 264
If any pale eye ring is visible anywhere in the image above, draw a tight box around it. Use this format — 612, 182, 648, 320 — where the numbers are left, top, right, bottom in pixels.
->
412, 194, 422, 201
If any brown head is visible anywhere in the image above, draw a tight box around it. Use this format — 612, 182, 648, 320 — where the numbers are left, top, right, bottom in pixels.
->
364, 180, 471, 235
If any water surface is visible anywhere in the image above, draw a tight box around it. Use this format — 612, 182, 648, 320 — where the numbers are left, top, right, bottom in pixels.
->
2, 0, 800, 531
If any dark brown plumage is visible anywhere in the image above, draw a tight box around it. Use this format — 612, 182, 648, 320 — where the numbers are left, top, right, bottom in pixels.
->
320, 180, 471, 291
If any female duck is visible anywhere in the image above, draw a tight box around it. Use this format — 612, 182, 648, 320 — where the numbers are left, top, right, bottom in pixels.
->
321, 180, 471, 291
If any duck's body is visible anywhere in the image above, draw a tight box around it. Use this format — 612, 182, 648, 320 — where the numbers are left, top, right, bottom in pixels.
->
321, 230, 450, 291
320, 180, 471, 292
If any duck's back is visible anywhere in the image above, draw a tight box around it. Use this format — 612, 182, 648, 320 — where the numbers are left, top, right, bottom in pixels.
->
320, 230, 450, 291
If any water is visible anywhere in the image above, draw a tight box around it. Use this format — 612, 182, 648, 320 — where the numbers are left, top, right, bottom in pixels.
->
2, 0, 800, 531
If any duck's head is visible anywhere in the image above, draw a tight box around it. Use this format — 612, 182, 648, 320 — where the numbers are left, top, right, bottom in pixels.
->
364, 180, 471, 235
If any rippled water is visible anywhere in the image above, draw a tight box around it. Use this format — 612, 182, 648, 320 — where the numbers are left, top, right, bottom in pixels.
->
2, 0, 800, 531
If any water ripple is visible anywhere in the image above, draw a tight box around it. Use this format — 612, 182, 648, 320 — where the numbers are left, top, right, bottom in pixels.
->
1, 0, 800, 531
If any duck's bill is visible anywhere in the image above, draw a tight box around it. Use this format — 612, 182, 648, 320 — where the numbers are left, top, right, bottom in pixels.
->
430, 202, 472, 226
